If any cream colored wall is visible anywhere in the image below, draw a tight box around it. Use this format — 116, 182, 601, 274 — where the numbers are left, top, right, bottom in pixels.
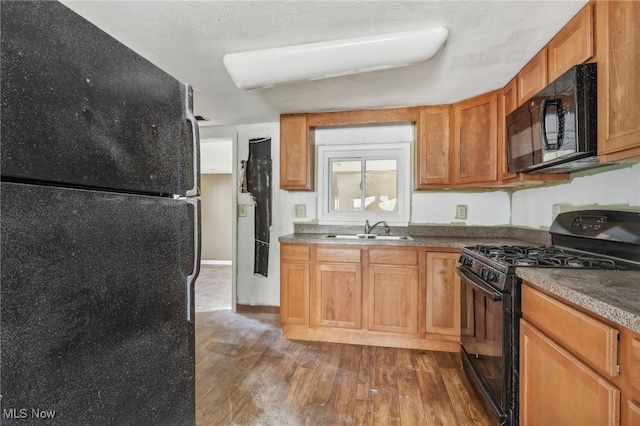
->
199, 173, 233, 261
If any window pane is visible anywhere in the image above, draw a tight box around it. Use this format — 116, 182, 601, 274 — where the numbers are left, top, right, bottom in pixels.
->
330, 160, 362, 212
365, 159, 397, 212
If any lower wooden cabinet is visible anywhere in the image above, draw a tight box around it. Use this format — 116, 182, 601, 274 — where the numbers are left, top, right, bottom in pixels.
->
425, 252, 461, 337
367, 266, 418, 334
520, 319, 620, 426
521, 283, 640, 426
280, 262, 309, 325
279, 243, 460, 352
315, 263, 362, 329
280, 243, 310, 325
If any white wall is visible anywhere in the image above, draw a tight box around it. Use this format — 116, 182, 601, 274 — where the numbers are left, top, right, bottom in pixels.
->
314, 123, 511, 226
201, 122, 309, 307
511, 163, 640, 229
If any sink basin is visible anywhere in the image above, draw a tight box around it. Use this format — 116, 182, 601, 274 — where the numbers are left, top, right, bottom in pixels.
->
323, 234, 413, 241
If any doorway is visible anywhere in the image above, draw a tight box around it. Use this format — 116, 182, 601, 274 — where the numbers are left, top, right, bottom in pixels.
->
197, 138, 233, 312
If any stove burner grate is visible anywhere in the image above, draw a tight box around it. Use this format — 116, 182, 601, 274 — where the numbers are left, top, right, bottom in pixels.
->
467, 245, 621, 270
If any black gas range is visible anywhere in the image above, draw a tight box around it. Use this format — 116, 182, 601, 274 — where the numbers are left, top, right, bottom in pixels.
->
457, 210, 640, 426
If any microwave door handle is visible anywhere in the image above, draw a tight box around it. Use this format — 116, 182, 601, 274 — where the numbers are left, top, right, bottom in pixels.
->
456, 267, 503, 301
540, 98, 562, 150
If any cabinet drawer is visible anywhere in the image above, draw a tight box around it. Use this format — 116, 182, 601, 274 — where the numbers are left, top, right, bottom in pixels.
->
522, 284, 619, 377
281, 244, 310, 262
632, 338, 640, 401
315, 247, 360, 264
368, 248, 419, 266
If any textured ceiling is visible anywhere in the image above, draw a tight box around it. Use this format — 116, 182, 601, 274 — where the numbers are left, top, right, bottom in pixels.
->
60, 0, 588, 127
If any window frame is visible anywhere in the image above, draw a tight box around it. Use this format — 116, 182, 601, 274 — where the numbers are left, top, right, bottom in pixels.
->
317, 143, 410, 225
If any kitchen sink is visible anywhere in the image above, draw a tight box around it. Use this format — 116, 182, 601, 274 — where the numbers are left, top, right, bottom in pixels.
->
323, 234, 413, 241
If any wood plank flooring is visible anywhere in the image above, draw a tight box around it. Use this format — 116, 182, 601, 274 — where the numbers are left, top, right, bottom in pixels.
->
195, 266, 492, 426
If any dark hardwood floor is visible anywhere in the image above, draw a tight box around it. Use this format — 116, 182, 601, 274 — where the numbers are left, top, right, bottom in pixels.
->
195, 265, 492, 426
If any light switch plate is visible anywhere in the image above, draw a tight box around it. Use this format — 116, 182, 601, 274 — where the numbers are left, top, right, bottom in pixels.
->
456, 204, 468, 220
238, 204, 247, 217
294, 204, 306, 218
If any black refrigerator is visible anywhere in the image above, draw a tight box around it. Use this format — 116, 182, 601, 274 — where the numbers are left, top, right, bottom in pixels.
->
1, 2, 200, 425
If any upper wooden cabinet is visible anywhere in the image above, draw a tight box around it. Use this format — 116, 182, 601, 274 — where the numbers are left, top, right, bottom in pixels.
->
596, 0, 640, 162
498, 78, 518, 182
452, 92, 498, 185
517, 48, 548, 106
547, 3, 594, 82
415, 106, 451, 188
280, 114, 314, 190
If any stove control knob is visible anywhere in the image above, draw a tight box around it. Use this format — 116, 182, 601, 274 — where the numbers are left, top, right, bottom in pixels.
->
459, 256, 473, 267
480, 267, 497, 282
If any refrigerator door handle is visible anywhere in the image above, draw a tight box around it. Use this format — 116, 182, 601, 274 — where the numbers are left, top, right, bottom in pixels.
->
184, 83, 200, 197
186, 199, 201, 322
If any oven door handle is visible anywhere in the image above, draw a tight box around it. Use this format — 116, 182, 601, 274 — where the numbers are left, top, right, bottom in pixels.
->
456, 267, 503, 301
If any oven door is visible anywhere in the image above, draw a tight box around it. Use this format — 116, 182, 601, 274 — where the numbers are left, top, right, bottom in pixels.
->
457, 266, 512, 425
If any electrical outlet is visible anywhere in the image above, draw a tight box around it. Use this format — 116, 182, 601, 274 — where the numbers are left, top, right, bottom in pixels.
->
456, 204, 468, 220
552, 204, 561, 220
294, 204, 306, 218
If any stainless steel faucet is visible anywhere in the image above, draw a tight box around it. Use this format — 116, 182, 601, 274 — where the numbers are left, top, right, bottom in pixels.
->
364, 220, 389, 235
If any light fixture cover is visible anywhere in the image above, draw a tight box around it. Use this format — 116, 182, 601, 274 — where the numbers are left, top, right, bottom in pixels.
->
223, 28, 448, 90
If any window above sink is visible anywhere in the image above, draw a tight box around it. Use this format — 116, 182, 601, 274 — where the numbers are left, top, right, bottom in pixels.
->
317, 142, 411, 226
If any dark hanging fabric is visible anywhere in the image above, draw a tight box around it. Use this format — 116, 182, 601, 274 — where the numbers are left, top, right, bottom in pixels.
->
246, 138, 272, 277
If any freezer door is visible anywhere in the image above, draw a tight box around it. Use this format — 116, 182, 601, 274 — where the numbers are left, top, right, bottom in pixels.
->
0, 182, 199, 426
0, 1, 199, 196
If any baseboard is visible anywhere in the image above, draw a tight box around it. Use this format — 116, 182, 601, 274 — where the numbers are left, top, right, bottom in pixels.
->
236, 304, 280, 314
282, 324, 459, 352
201, 260, 232, 265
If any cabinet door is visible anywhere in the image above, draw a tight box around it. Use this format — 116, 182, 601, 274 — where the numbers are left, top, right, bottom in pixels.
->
632, 338, 640, 402
314, 264, 362, 329
280, 114, 313, 190
629, 401, 640, 426
425, 252, 460, 336
520, 320, 620, 426
280, 262, 310, 325
596, 1, 640, 161
498, 78, 518, 181
547, 3, 593, 82
452, 92, 498, 185
517, 48, 547, 106
522, 284, 619, 377
367, 266, 418, 335
415, 106, 451, 188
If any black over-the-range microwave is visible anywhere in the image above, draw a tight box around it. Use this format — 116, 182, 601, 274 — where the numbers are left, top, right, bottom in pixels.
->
506, 63, 599, 174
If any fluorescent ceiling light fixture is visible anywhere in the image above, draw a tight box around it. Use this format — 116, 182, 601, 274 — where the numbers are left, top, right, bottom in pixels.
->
223, 28, 448, 90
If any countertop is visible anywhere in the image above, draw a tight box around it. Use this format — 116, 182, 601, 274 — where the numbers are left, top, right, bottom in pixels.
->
516, 268, 640, 334
278, 233, 536, 249
279, 228, 640, 334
